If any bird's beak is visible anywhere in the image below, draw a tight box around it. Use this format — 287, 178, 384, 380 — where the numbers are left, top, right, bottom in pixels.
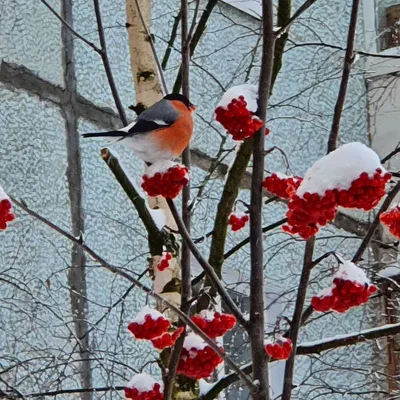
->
190, 104, 196, 112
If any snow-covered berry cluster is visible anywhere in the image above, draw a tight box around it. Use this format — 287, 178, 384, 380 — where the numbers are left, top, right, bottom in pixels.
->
263, 173, 302, 200
151, 327, 184, 350
228, 212, 249, 232
191, 311, 236, 338
283, 143, 391, 239
0, 186, 14, 231
141, 162, 189, 199
311, 260, 377, 313
283, 191, 338, 239
157, 252, 173, 272
380, 206, 400, 239
128, 306, 170, 340
335, 169, 391, 210
124, 373, 163, 400
177, 333, 223, 379
265, 337, 293, 360
214, 84, 267, 141
128, 306, 183, 350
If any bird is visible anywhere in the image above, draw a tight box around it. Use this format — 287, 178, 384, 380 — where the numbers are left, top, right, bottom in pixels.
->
82, 93, 195, 164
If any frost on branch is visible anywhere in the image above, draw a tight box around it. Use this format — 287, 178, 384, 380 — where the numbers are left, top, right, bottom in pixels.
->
265, 337, 293, 360
156, 251, 173, 272
128, 305, 170, 340
124, 373, 163, 400
311, 260, 377, 313
380, 205, 400, 239
228, 212, 249, 232
177, 333, 224, 379
191, 310, 236, 338
263, 173, 302, 200
141, 161, 189, 199
0, 185, 14, 231
214, 84, 268, 141
283, 143, 391, 239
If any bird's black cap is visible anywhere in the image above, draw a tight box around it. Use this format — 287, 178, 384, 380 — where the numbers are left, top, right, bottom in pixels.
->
164, 93, 195, 110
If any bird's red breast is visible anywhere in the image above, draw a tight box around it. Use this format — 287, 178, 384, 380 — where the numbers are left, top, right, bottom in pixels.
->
151, 100, 194, 157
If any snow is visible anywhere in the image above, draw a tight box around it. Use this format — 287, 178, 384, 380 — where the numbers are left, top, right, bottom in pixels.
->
147, 207, 166, 230
216, 84, 259, 112
126, 373, 161, 392
379, 266, 400, 278
297, 142, 384, 197
132, 305, 164, 324
0, 184, 9, 200
200, 309, 216, 321
334, 260, 369, 284
199, 379, 215, 395
316, 286, 333, 298
183, 333, 207, 351
230, 211, 247, 218
146, 160, 178, 177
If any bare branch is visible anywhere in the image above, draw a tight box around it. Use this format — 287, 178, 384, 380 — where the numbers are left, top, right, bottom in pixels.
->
327, 0, 361, 153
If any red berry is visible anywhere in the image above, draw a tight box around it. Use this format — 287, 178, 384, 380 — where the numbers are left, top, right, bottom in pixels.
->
0, 198, 14, 231
263, 173, 303, 200
191, 311, 236, 338
380, 206, 400, 239
128, 306, 170, 340
215, 97, 268, 141
265, 338, 292, 360
228, 213, 249, 232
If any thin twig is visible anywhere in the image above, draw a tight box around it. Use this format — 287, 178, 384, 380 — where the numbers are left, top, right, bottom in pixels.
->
224, 218, 287, 259
187, 0, 201, 43
381, 146, 400, 164
161, 10, 182, 70
93, 0, 127, 125
281, 236, 315, 400
327, 0, 361, 153
164, 0, 192, 397
39, 0, 101, 53
9, 196, 256, 393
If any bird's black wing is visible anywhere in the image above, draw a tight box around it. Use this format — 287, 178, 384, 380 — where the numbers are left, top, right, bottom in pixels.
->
127, 118, 174, 136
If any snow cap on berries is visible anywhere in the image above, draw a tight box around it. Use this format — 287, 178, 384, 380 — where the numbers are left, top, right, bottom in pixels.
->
191, 310, 236, 338
297, 142, 388, 198
124, 373, 163, 400
128, 305, 170, 340
141, 161, 189, 199
216, 84, 259, 112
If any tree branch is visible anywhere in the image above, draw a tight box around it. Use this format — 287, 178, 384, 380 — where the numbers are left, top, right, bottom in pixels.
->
281, 236, 315, 400
39, 0, 101, 54
248, 1, 275, 398
93, 0, 128, 125
166, 198, 248, 328
327, 0, 361, 153
100, 148, 164, 255
164, 0, 192, 397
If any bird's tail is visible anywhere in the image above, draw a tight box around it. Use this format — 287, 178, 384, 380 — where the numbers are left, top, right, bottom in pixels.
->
82, 130, 123, 139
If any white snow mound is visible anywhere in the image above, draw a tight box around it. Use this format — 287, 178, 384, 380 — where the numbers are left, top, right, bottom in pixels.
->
334, 260, 370, 285
0, 184, 9, 201
216, 84, 259, 112
183, 333, 207, 351
126, 373, 161, 392
297, 142, 385, 197
132, 305, 164, 324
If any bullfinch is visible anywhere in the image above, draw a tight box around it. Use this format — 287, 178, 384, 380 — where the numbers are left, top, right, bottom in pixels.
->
82, 93, 195, 164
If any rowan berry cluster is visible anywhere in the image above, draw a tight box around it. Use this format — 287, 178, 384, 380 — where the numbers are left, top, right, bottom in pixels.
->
215, 96, 265, 141
191, 311, 236, 338
265, 338, 293, 360
157, 252, 173, 272
142, 164, 189, 199
228, 212, 249, 232
151, 327, 184, 350
124, 374, 163, 400
263, 173, 303, 200
0, 198, 14, 231
380, 206, 400, 239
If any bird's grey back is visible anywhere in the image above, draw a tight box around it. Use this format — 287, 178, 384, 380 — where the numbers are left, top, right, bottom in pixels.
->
138, 99, 180, 124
